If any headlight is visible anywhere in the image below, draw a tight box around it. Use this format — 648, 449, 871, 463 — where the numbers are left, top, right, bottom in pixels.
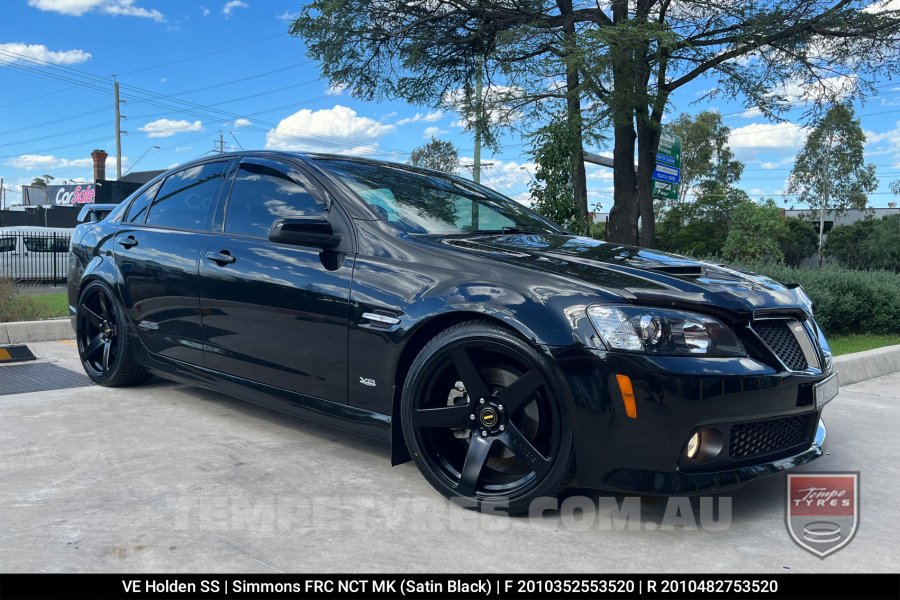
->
586, 305, 745, 357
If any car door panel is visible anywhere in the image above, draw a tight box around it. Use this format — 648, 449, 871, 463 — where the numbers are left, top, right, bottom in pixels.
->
199, 157, 352, 404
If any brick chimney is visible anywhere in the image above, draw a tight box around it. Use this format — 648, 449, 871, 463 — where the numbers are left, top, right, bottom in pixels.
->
91, 149, 108, 183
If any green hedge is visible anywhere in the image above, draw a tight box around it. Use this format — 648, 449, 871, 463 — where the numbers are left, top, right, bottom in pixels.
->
729, 262, 900, 335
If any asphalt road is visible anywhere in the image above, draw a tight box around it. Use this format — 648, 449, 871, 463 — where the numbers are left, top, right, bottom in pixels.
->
1, 341, 897, 573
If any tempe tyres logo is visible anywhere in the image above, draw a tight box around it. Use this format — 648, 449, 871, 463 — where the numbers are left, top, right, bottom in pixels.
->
786, 472, 859, 557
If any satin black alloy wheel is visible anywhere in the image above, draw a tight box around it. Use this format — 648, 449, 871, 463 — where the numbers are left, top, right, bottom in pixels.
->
401, 321, 574, 514
76, 281, 148, 387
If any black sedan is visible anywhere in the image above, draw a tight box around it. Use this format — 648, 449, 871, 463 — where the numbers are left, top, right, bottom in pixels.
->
68, 151, 837, 513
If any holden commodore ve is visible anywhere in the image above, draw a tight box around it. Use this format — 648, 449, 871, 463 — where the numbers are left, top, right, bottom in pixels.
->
68, 152, 837, 513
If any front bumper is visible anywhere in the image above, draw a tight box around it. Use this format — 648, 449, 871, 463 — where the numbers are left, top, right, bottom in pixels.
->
550, 347, 832, 494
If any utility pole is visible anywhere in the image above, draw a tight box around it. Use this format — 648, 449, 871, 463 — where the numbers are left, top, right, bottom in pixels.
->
0, 177, 4, 211
473, 56, 483, 185
114, 76, 123, 180
818, 131, 835, 268
219, 130, 225, 153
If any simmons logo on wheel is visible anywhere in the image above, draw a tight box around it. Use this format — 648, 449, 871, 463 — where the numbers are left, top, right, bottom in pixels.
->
786, 472, 859, 557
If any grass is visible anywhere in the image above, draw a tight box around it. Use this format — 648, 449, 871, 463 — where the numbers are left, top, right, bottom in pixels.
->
828, 334, 900, 356
29, 292, 69, 319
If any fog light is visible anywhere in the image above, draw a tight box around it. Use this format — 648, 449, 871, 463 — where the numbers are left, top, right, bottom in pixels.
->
686, 432, 701, 459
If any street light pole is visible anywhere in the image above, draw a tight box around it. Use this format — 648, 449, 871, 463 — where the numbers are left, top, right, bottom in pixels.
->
123, 145, 160, 177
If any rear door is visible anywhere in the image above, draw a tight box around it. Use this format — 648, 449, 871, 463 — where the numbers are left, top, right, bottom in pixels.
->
198, 157, 353, 404
114, 160, 231, 366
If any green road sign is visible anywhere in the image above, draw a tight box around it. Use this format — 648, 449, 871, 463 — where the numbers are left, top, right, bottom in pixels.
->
652, 131, 682, 201
652, 179, 678, 201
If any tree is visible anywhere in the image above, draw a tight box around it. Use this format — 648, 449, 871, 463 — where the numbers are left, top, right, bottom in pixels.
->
721, 199, 787, 263
30, 175, 54, 188
528, 115, 587, 233
409, 137, 461, 173
669, 112, 743, 205
777, 217, 819, 268
656, 185, 749, 257
292, 1, 900, 247
787, 104, 878, 266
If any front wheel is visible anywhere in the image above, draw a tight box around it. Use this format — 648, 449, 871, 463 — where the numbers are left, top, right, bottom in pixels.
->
76, 281, 149, 387
401, 321, 574, 514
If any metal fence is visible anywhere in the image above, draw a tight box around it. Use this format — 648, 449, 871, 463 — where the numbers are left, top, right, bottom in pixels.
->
0, 231, 71, 285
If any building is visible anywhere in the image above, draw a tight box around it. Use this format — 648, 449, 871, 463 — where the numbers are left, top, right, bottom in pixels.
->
1, 149, 165, 228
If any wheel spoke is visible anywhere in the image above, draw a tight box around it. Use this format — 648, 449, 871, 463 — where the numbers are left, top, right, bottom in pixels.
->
80, 305, 103, 328
413, 404, 472, 429
97, 291, 109, 320
84, 334, 104, 358
450, 346, 491, 402
102, 341, 111, 372
494, 369, 543, 414
457, 435, 494, 497
499, 424, 552, 477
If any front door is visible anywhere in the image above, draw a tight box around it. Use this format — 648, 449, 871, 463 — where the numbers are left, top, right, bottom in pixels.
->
199, 157, 352, 404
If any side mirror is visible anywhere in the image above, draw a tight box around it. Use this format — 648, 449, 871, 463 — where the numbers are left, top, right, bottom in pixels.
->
268, 216, 341, 249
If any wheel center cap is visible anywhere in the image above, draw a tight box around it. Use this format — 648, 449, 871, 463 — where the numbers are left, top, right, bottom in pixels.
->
479, 407, 498, 428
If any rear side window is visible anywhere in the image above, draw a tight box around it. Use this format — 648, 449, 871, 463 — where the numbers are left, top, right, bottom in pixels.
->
124, 180, 162, 224
23, 236, 69, 252
145, 162, 227, 231
224, 160, 326, 238
0, 237, 15, 253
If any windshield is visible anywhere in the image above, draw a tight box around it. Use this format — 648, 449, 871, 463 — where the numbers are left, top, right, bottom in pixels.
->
316, 159, 563, 235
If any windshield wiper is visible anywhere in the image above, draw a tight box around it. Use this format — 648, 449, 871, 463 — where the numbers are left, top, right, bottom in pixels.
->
469, 227, 536, 235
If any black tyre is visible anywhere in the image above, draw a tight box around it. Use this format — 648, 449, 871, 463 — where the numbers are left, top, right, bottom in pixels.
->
76, 280, 149, 387
401, 321, 574, 514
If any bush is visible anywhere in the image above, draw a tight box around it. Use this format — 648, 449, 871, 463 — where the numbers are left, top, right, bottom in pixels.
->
728, 262, 900, 335
721, 199, 787, 263
777, 217, 818, 267
0, 279, 43, 323
824, 214, 900, 272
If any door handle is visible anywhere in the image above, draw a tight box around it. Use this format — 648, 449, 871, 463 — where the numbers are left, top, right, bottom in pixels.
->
205, 250, 236, 265
117, 236, 138, 249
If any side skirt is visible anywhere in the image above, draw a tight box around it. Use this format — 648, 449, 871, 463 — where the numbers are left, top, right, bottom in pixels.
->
134, 336, 392, 444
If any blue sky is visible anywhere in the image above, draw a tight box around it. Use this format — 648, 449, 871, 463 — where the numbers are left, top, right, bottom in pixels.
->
1, 0, 899, 209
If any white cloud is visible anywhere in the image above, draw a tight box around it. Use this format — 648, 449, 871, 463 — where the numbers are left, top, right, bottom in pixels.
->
202, 6, 210, 16
737, 107, 763, 119
222, 0, 247, 17
396, 110, 444, 126
0, 43, 91, 66
325, 82, 348, 96
232, 118, 251, 128
728, 122, 808, 149
28, 0, 164, 21
4, 154, 94, 170
139, 118, 203, 138
277, 9, 297, 22
422, 126, 446, 137
264, 105, 395, 155
863, 0, 900, 13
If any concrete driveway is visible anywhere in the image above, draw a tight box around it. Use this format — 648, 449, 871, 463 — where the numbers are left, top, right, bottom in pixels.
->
1, 341, 898, 573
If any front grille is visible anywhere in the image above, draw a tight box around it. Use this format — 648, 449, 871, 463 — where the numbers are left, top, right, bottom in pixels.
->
753, 320, 808, 371
730, 414, 811, 459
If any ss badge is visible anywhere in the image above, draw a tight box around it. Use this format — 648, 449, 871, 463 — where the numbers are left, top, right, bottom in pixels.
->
359, 377, 376, 387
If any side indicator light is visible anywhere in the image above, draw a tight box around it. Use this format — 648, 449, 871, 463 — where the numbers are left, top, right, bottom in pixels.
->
615, 374, 637, 419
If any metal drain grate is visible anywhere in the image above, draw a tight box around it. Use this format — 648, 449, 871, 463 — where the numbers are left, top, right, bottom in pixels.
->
0, 363, 93, 396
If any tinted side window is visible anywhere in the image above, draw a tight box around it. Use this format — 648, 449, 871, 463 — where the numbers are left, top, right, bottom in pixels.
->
0, 237, 15, 253
125, 180, 162, 224
224, 161, 326, 238
146, 162, 227, 231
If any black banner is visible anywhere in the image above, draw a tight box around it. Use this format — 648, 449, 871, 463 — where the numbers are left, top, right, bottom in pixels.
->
0, 574, 897, 600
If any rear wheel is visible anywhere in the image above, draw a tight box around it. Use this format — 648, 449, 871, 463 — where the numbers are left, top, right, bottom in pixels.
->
76, 281, 148, 387
401, 321, 574, 514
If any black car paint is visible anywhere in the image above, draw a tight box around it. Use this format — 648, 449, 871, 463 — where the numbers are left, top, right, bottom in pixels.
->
68, 151, 831, 494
